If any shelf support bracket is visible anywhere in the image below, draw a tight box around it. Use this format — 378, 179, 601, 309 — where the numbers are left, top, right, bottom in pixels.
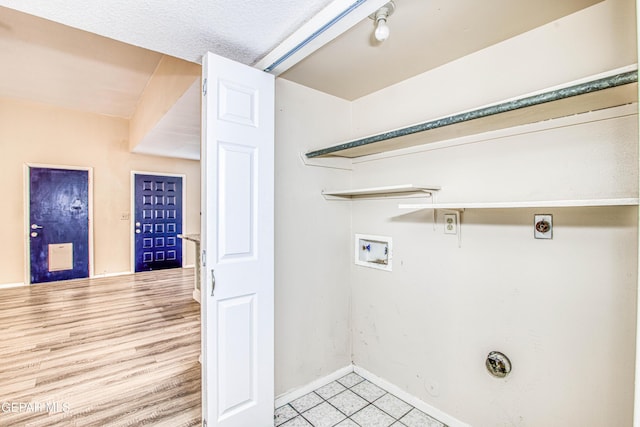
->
299, 152, 352, 170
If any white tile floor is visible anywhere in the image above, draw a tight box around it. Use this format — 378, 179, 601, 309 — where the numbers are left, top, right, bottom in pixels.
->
275, 373, 447, 427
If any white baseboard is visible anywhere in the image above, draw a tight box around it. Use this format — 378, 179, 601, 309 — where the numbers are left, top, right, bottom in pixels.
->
275, 365, 354, 408
353, 365, 472, 427
93, 267, 195, 279
0, 282, 26, 289
1, 271, 131, 288
91, 271, 133, 279
0, 267, 197, 289
275, 364, 471, 426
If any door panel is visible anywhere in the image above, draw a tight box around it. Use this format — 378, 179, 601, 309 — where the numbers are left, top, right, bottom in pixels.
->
29, 167, 90, 284
218, 143, 256, 260
201, 52, 274, 427
217, 294, 257, 418
134, 174, 183, 272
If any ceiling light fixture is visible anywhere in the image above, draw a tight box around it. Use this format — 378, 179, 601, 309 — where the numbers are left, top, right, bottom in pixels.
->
369, 1, 395, 42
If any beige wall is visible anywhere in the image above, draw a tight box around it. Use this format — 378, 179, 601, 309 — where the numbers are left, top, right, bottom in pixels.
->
0, 97, 200, 285
274, 79, 353, 396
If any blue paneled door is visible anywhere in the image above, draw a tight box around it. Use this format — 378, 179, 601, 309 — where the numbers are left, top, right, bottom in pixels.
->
134, 174, 183, 272
29, 167, 90, 284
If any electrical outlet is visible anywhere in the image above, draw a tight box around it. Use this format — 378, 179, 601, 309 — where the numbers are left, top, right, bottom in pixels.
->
444, 213, 457, 234
534, 214, 552, 239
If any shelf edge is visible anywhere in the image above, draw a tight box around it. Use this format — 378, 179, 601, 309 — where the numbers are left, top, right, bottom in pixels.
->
398, 198, 640, 210
323, 184, 441, 198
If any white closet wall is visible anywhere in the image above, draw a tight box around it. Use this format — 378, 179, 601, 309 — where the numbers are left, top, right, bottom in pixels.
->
273, 0, 638, 424
274, 79, 353, 396
349, 111, 638, 426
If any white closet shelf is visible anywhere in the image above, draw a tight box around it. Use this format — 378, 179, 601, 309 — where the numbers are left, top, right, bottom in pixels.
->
305, 68, 638, 159
399, 198, 640, 210
322, 184, 440, 199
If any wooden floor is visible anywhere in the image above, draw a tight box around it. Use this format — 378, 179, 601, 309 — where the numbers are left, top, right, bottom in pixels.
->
0, 268, 201, 427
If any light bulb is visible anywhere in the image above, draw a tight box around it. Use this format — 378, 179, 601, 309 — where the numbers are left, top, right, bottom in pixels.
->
369, 1, 395, 43
374, 18, 390, 41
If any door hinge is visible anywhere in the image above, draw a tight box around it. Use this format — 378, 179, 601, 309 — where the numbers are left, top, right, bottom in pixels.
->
202, 419, 207, 427
202, 78, 207, 96
211, 269, 216, 297
202, 250, 206, 267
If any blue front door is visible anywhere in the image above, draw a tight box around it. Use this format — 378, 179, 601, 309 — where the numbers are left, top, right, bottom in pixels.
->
29, 167, 90, 284
134, 174, 183, 272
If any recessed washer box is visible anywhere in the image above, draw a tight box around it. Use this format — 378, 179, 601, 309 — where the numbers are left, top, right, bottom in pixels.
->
355, 234, 392, 271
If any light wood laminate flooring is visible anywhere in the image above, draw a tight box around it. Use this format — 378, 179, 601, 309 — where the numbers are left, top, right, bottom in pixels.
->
0, 268, 201, 427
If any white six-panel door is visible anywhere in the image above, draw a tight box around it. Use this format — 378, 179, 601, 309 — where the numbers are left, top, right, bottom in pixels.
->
201, 52, 274, 427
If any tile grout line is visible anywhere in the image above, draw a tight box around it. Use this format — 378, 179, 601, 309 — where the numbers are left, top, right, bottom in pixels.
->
279, 372, 439, 427
299, 376, 413, 427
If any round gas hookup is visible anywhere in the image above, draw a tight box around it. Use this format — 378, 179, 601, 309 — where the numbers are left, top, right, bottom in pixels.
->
486, 351, 511, 378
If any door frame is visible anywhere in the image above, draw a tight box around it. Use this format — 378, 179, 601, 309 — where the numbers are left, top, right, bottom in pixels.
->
130, 170, 187, 273
23, 163, 94, 285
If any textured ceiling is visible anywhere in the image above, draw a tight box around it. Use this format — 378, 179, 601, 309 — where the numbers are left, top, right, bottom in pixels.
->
0, 0, 335, 65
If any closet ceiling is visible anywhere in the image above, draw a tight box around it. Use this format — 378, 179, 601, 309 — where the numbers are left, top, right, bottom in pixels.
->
282, 0, 604, 100
0, 0, 603, 157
